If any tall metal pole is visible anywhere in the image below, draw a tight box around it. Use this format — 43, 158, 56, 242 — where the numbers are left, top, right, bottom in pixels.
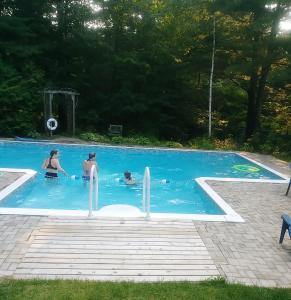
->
72, 94, 75, 135
208, 14, 216, 138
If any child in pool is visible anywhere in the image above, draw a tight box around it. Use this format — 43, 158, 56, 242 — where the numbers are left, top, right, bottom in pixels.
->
82, 152, 98, 180
124, 170, 136, 185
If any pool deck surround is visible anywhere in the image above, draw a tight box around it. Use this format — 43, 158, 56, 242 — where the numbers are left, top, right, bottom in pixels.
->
0, 141, 291, 286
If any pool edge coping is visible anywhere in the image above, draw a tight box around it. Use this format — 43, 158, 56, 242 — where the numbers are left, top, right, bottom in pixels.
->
0, 168, 37, 202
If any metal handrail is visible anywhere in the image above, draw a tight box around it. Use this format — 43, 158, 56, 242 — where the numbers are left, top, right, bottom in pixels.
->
142, 167, 150, 218
88, 164, 98, 217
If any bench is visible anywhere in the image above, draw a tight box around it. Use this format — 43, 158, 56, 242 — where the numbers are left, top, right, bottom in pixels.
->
108, 124, 123, 136
279, 214, 291, 244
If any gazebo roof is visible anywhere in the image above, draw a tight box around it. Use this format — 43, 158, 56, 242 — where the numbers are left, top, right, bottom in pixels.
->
41, 88, 80, 96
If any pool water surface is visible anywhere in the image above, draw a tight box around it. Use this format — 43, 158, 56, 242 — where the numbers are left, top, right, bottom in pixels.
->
0, 141, 285, 215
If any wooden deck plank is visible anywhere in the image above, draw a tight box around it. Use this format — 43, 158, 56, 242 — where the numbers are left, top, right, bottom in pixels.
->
14, 268, 220, 276
17, 263, 218, 270
14, 274, 217, 282
33, 237, 201, 243
34, 233, 201, 239
41, 219, 194, 224
41, 224, 194, 232
26, 249, 209, 255
39, 224, 195, 230
29, 244, 205, 250
25, 253, 212, 259
21, 258, 215, 265
30, 241, 203, 247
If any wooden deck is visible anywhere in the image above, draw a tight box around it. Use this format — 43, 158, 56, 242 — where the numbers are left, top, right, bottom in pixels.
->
14, 218, 220, 281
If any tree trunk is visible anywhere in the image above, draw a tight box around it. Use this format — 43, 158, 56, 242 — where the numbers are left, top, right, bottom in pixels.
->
244, 6, 282, 140
245, 70, 259, 139
245, 64, 271, 140
56, 0, 69, 39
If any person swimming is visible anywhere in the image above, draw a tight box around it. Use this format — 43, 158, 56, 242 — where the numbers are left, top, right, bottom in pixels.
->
124, 170, 136, 185
42, 149, 67, 178
82, 152, 98, 180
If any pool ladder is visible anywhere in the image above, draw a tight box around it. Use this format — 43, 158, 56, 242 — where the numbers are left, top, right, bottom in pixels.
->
88, 165, 98, 217
88, 165, 151, 218
143, 166, 151, 218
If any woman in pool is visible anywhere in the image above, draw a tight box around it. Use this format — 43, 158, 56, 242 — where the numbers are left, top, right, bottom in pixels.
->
42, 149, 67, 178
124, 170, 136, 185
82, 152, 98, 180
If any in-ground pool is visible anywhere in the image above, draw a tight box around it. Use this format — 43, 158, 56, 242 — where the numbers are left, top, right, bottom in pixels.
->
0, 141, 286, 215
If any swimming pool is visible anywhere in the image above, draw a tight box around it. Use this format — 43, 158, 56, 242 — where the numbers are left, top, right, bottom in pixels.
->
0, 141, 287, 220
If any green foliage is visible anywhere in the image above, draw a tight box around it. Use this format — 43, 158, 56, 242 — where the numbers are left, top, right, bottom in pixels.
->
79, 132, 110, 143
78, 131, 291, 160
111, 136, 152, 146
26, 130, 41, 139
130, 136, 151, 146
164, 141, 184, 148
240, 142, 255, 153
0, 0, 290, 157
111, 136, 123, 144
213, 138, 239, 151
0, 60, 44, 136
110, 136, 152, 146
188, 137, 216, 150
79, 132, 184, 148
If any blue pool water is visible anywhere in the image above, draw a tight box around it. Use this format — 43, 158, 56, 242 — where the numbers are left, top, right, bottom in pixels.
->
0, 142, 283, 214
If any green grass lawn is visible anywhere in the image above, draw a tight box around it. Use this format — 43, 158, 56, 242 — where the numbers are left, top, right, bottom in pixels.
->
0, 278, 290, 300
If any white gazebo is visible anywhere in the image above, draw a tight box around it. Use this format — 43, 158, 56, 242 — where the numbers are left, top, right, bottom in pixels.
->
41, 88, 79, 135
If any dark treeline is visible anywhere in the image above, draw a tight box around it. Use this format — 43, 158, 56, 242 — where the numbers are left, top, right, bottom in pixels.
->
0, 0, 290, 153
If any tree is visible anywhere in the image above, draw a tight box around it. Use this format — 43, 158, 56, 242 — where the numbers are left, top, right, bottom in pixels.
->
0, 0, 49, 135
215, 0, 291, 139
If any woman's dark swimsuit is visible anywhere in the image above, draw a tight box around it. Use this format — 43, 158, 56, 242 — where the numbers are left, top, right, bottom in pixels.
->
45, 158, 58, 178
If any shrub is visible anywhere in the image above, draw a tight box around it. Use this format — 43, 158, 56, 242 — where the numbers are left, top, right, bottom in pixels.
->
134, 137, 151, 145
164, 141, 183, 148
26, 130, 41, 139
111, 136, 123, 144
259, 143, 274, 154
188, 137, 215, 150
121, 137, 137, 145
79, 132, 110, 143
213, 138, 238, 151
240, 142, 254, 152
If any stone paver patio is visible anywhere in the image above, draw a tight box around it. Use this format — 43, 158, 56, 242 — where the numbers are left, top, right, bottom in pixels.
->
0, 152, 290, 287
0, 171, 24, 190
197, 181, 291, 287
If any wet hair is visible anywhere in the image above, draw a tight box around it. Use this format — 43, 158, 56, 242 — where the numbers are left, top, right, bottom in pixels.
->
88, 152, 96, 161
50, 149, 58, 158
124, 170, 131, 180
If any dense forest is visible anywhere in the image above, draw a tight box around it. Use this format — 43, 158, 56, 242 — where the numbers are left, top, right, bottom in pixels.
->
0, 1, 290, 155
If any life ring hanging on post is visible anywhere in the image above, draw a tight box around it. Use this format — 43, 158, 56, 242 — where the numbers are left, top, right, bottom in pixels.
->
47, 118, 58, 131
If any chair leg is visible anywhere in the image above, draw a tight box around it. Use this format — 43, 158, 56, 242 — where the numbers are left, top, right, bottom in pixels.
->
279, 220, 288, 244
286, 179, 291, 196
